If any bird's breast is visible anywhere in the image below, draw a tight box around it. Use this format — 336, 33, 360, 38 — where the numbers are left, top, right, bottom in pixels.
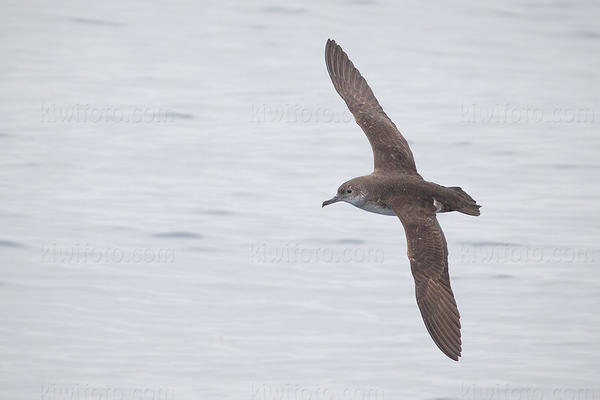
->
354, 200, 396, 216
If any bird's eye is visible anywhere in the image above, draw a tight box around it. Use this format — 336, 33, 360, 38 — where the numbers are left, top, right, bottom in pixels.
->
346, 189, 352, 194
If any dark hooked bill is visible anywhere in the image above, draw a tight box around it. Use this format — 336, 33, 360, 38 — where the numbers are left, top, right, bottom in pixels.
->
322, 196, 340, 207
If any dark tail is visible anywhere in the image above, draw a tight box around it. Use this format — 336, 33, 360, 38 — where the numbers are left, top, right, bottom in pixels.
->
448, 186, 481, 216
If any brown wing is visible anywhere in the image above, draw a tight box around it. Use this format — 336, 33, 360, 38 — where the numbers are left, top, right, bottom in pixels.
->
325, 39, 418, 174
389, 198, 462, 361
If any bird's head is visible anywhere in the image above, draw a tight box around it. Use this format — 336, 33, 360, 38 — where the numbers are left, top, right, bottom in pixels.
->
322, 178, 366, 208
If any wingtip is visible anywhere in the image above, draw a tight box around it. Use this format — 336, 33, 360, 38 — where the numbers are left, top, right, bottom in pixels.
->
444, 348, 461, 361
442, 347, 461, 361
325, 38, 339, 51
325, 38, 335, 54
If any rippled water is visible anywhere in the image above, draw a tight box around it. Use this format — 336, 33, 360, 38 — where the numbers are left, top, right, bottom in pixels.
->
1, 1, 599, 399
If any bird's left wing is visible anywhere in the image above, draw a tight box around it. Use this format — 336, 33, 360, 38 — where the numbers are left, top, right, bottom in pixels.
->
388, 197, 462, 361
325, 39, 419, 175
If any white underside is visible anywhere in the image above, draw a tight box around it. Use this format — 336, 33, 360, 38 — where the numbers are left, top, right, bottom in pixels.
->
353, 201, 396, 216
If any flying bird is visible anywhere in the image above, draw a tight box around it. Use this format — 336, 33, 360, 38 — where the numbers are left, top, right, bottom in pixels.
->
322, 39, 481, 361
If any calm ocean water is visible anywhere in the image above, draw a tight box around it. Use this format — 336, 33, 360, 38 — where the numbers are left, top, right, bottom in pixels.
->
1, 1, 599, 399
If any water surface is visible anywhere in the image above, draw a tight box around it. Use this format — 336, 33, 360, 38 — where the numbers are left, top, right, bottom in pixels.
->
1, 0, 599, 399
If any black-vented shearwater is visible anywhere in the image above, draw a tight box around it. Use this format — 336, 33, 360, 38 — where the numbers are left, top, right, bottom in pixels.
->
322, 39, 481, 361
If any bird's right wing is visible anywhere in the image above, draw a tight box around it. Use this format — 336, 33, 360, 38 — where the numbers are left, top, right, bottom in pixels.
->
388, 197, 462, 361
325, 39, 419, 175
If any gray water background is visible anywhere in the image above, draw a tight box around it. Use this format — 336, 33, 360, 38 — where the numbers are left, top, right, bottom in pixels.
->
1, 0, 599, 399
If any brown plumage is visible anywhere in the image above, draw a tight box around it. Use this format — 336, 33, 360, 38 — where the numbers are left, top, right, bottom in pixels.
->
322, 39, 481, 361
324, 39, 418, 174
